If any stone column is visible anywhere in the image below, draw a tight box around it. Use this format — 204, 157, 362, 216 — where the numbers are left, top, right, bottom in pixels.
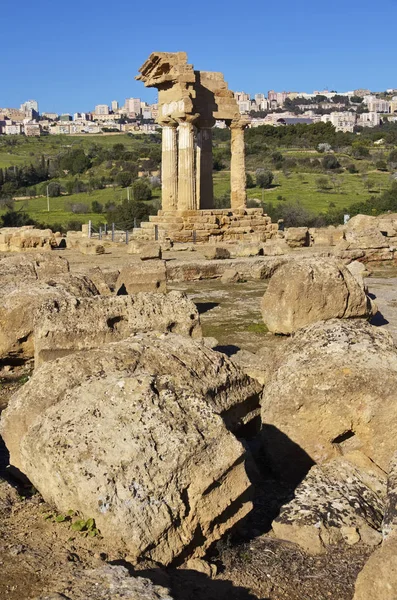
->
160, 120, 178, 211
230, 120, 248, 209
196, 120, 215, 209
177, 118, 197, 211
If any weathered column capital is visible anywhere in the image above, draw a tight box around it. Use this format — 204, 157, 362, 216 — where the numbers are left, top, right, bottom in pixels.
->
229, 116, 250, 130
175, 113, 200, 126
157, 116, 178, 128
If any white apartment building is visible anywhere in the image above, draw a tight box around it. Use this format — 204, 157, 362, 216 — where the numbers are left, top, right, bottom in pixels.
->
111, 100, 119, 111
321, 112, 356, 132
124, 98, 141, 116
237, 100, 251, 114
5, 123, 22, 135
95, 104, 109, 115
234, 92, 250, 103
42, 112, 58, 120
357, 112, 381, 127
20, 99, 39, 113
368, 99, 390, 113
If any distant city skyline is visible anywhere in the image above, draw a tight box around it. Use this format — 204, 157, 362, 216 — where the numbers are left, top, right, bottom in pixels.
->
2, 0, 396, 114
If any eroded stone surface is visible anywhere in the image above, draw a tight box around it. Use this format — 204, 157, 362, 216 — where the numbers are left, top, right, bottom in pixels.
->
34, 292, 202, 367
1, 333, 259, 566
261, 319, 397, 482
273, 453, 386, 554
261, 257, 375, 334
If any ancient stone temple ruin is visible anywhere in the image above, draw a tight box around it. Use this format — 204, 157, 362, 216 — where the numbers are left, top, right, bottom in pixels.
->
134, 52, 276, 242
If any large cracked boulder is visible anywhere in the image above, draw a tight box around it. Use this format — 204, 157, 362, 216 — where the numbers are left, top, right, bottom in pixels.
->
261, 319, 397, 483
34, 291, 202, 367
0, 276, 99, 361
0, 333, 262, 565
0, 252, 70, 286
261, 257, 376, 334
272, 452, 386, 554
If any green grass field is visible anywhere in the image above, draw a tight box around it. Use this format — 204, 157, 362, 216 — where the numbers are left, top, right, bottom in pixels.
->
0, 134, 159, 169
214, 169, 391, 214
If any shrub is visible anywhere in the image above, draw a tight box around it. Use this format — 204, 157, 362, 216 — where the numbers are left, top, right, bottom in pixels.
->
322, 154, 340, 170
47, 182, 61, 197
91, 200, 103, 214
256, 170, 274, 189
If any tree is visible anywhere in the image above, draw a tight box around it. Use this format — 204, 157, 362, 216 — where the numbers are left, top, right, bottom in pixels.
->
318, 143, 332, 153
47, 182, 61, 197
256, 170, 274, 189
106, 198, 156, 229
116, 171, 133, 188
322, 154, 340, 170
91, 200, 103, 214
1, 210, 37, 227
246, 173, 255, 188
376, 160, 388, 171
389, 149, 397, 166
59, 149, 91, 175
352, 143, 370, 159
132, 179, 152, 201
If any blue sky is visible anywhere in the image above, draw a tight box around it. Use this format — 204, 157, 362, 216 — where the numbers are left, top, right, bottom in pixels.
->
2, 0, 396, 114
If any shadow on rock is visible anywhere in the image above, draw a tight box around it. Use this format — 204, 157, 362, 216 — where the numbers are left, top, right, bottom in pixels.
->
370, 311, 389, 326
127, 564, 263, 600
213, 344, 241, 357
195, 301, 219, 314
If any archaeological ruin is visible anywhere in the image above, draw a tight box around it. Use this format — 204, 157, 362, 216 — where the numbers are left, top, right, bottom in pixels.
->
134, 52, 276, 242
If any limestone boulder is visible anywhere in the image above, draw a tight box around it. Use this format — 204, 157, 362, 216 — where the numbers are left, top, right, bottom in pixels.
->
204, 247, 231, 260
284, 227, 309, 248
0, 333, 261, 565
272, 453, 386, 554
0, 252, 70, 286
78, 240, 105, 255
353, 451, 397, 599
261, 319, 397, 483
261, 257, 376, 334
33, 565, 174, 600
343, 228, 389, 250
128, 240, 162, 260
0, 227, 57, 252
116, 262, 167, 294
231, 244, 263, 258
346, 214, 377, 231
34, 291, 202, 367
353, 535, 397, 600
382, 451, 397, 539
345, 260, 371, 290
0, 274, 99, 361
221, 269, 243, 284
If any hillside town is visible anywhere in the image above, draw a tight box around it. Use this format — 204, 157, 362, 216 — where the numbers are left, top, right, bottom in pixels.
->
1, 87, 397, 137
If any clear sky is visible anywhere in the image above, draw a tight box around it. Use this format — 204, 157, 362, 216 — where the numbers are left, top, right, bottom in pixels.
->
2, 0, 396, 114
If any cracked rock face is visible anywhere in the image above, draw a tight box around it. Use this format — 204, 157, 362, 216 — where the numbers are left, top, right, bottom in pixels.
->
272, 453, 386, 554
33, 291, 202, 368
261, 319, 397, 483
1, 333, 261, 566
33, 565, 174, 600
261, 257, 376, 334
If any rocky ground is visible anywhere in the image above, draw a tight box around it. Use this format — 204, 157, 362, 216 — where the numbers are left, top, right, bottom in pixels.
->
1, 246, 396, 599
